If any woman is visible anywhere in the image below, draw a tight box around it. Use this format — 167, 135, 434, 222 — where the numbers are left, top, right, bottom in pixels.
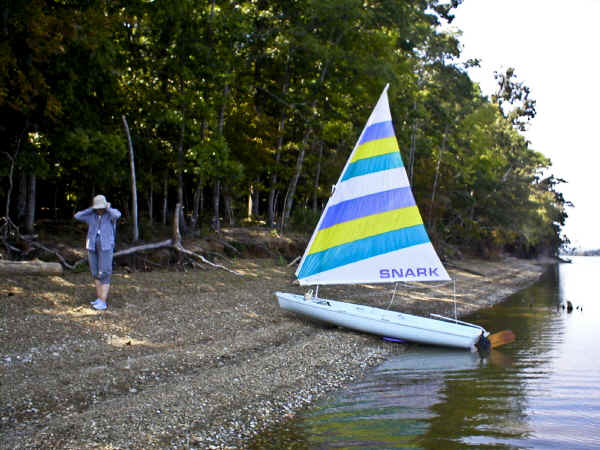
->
74, 195, 121, 310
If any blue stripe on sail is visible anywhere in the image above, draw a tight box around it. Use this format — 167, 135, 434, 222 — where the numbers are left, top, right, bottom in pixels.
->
359, 121, 395, 145
298, 224, 430, 280
341, 152, 403, 181
319, 187, 416, 230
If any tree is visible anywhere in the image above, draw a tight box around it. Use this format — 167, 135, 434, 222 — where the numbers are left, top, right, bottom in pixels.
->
493, 67, 537, 131
0, 0, 568, 259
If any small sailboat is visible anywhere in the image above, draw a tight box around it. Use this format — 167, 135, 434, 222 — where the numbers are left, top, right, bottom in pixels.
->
276, 84, 503, 351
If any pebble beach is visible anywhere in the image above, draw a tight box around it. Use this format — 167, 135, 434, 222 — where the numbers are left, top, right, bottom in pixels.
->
1, 256, 547, 448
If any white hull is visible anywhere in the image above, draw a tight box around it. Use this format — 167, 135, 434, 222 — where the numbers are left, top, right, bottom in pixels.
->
276, 292, 488, 350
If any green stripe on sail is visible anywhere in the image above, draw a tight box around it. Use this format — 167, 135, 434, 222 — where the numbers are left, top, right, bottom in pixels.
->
351, 137, 399, 163
308, 206, 423, 255
298, 224, 431, 280
341, 152, 403, 181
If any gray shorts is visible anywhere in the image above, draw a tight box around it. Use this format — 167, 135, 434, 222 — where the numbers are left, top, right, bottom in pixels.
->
88, 239, 114, 284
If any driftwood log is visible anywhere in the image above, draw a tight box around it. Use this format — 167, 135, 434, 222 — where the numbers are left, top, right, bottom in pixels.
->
0, 204, 240, 275
0, 259, 63, 275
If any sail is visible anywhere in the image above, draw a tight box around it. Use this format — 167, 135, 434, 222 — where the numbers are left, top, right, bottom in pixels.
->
296, 84, 450, 286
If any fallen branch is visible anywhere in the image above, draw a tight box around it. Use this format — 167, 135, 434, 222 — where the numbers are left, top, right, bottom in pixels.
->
27, 240, 82, 270
0, 206, 241, 276
114, 239, 173, 258
1, 216, 21, 254
173, 240, 240, 275
171, 204, 241, 275
287, 255, 301, 267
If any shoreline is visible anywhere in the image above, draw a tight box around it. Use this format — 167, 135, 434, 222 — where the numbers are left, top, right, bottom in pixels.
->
0, 256, 548, 448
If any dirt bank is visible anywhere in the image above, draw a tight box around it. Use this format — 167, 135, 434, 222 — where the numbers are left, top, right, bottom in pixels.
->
1, 251, 547, 449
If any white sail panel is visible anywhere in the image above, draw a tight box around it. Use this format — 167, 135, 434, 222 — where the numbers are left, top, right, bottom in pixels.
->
363, 85, 394, 127
330, 167, 410, 206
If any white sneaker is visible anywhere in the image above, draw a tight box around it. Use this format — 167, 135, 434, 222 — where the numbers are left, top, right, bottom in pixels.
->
92, 300, 107, 310
90, 298, 101, 306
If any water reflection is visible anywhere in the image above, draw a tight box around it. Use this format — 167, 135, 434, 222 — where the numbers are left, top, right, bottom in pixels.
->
249, 258, 600, 449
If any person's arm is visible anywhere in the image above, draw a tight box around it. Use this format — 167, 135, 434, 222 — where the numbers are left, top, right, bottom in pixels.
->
74, 207, 94, 222
106, 204, 121, 221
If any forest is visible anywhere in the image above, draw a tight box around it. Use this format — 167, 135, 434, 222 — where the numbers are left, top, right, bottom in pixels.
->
1, 0, 569, 260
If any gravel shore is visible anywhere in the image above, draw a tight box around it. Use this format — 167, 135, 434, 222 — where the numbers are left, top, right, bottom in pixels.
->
1, 255, 547, 449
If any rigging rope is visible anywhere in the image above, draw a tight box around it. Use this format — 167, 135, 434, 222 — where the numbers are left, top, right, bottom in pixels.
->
386, 282, 399, 310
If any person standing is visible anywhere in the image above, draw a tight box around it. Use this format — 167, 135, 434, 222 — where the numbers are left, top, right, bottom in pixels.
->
74, 195, 121, 310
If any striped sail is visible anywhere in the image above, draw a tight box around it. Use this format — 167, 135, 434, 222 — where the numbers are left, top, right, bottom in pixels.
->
296, 84, 450, 285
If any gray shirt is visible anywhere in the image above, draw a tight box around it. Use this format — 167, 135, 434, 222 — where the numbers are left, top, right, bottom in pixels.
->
74, 207, 121, 251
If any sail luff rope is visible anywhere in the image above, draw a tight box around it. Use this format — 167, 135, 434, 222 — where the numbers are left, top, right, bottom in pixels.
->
386, 282, 399, 310
453, 278, 457, 322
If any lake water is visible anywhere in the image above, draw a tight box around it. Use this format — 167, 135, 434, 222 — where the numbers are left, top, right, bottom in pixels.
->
248, 257, 600, 449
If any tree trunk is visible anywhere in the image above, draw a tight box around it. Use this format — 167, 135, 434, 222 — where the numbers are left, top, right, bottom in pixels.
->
218, 85, 229, 133
312, 140, 323, 212
212, 180, 221, 231
408, 121, 417, 183
147, 167, 154, 225
24, 173, 35, 234
178, 201, 186, 237
252, 179, 259, 217
277, 39, 335, 232
3, 148, 19, 220
162, 176, 168, 226
428, 127, 448, 229
247, 185, 254, 220
122, 115, 139, 242
176, 109, 187, 233
4, 122, 29, 221
147, 187, 153, 225
280, 129, 311, 232
224, 192, 234, 226
176, 115, 185, 207
212, 84, 229, 232
267, 86, 288, 228
172, 203, 182, 244
191, 177, 203, 230
247, 182, 259, 220
191, 120, 208, 231
408, 99, 418, 183
16, 172, 27, 225
200, 184, 204, 216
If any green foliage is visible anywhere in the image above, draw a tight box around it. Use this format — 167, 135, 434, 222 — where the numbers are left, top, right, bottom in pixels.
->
290, 207, 321, 234
189, 136, 243, 183
0, 0, 569, 257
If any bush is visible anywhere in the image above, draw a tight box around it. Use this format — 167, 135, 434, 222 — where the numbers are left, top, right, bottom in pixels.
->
290, 208, 321, 234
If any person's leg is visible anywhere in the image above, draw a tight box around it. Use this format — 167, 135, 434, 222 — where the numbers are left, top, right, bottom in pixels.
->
93, 247, 113, 308
94, 279, 103, 301
98, 282, 110, 302
88, 250, 101, 303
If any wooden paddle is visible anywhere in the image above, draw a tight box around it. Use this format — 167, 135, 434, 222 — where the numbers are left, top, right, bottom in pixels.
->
488, 330, 516, 349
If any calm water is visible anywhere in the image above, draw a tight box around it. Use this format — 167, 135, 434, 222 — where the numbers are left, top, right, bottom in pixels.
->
249, 257, 600, 449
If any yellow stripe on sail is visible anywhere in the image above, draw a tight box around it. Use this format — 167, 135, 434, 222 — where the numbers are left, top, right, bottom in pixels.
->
351, 137, 399, 163
308, 206, 423, 255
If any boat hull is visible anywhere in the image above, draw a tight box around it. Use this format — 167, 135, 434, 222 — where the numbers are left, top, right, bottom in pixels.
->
276, 292, 487, 350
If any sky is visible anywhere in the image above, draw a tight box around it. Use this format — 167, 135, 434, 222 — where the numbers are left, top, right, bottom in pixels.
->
446, 0, 600, 250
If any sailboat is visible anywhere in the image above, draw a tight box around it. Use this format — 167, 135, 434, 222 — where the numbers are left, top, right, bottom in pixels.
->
276, 85, 507, 351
